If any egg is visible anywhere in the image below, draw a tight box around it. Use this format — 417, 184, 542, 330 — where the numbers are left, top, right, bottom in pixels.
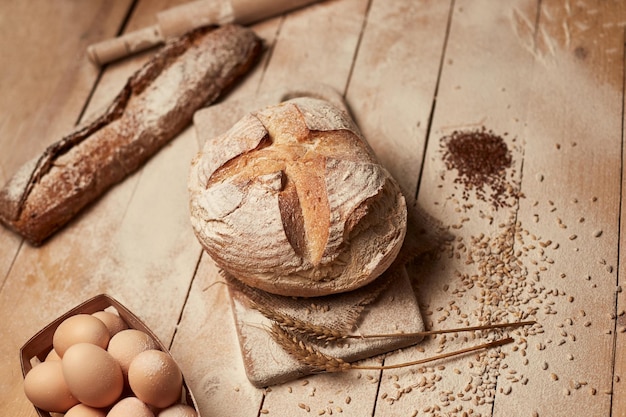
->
65, 403, 108, 417
23, 360, 79, 412
62, 343, 124, 408
158, 404, 198, 417
107, 397, 154, 417
107, 329, 159, 378
92, 310, 128, 338
128, 350, 183, 408
53, 314, 110, 357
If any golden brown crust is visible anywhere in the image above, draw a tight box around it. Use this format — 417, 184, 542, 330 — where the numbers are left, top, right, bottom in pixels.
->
0, 24, 263, 245
189, 97, 407, 297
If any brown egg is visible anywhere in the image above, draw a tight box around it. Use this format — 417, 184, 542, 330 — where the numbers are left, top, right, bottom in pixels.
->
62, 343, 124, 408
53, 314, 110, 357
107, 397, 154, 417
92, 311, 128, 338
128, 350, 183, 409
107, 329, 159, 378
23, 360, 79, 412
65, 403, 108, 417
158, 404, 198, 417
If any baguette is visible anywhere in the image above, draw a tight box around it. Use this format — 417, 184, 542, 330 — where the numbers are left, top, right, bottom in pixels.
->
189, 97, 407, 297
0, 24, 262, 245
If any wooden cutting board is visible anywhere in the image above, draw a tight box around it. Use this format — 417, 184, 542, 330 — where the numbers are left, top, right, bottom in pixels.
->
192, 84, 425, 386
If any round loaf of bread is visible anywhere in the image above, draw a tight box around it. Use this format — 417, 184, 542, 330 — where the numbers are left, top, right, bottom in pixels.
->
188, 97, 407, 297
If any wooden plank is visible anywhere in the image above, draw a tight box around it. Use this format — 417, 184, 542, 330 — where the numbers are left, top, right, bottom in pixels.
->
256, 0, 367, 96
376, 0, 624, 416
0, 0, 133, 305
170, 255, 266, 416
371, 1, 538, 415
0, 2, 206, 417
346, 0, 453, 195
492, 1, 625, 416
0, 2, 132, 415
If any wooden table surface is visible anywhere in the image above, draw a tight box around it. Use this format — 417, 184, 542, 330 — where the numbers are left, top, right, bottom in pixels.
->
2, 1, 626, 416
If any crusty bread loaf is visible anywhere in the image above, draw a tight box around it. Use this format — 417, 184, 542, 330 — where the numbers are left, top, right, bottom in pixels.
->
0, 24, 262, 245
189, 97, 407, 297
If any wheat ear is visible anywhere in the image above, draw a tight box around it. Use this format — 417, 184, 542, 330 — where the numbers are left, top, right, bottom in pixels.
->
270, 323, 351, 372
251, 301, 345, 342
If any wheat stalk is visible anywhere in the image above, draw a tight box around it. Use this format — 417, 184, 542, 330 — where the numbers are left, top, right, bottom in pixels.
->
351, 337, 513, 370
347, 320, 536, 340
270, 323, 514, 373
251, 298, 534, 344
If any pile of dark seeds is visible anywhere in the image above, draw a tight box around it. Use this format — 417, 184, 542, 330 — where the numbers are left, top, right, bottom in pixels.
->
440, 128, 516, 208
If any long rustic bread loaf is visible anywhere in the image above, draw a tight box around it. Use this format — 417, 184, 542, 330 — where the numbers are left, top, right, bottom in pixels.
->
0, 24, 262, 245
189, 97, 407, 297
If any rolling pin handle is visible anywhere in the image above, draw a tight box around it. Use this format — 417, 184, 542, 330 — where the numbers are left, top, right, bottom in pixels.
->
231, 0, 321, 25
87, 25, 163, 66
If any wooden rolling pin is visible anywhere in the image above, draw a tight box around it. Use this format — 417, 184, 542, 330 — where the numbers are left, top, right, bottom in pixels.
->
87, 0, 322, 66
